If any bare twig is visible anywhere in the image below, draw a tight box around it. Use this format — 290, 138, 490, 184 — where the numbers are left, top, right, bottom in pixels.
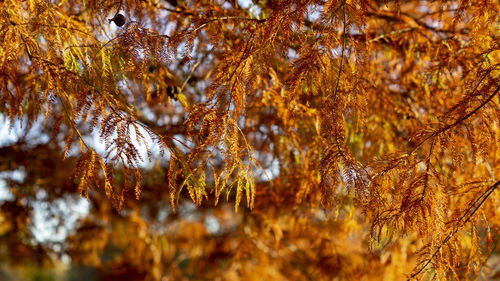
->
179, 61, 201, 93
191, 16, 265, 34
368, 27, 415, 43
109, 0, 123, 22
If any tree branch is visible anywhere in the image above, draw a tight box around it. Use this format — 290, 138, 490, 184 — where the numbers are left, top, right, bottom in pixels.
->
408, 180, 500, 280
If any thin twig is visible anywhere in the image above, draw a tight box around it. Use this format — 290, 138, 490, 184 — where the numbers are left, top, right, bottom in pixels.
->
420, 139, 435, 201
368, 27, 415, 43
333, 1, 347, 104
330, 1, 347, 156
407, 180, 500, 280
179, 61, 201, 93
191, 16, 265, 34
376, 83, 499, 178
109, 0, 123, 22
57, 95, 92, 152
411, 85, 499, 155
6, 15, 33, 61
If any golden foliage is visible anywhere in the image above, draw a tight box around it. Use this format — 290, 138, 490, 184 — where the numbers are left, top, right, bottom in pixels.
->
1, 0, 499, 280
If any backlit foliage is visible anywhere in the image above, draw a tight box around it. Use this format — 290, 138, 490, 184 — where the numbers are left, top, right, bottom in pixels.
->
0, 0, 499, 280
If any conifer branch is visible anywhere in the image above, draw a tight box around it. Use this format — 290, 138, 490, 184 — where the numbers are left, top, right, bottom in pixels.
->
3, 1, 499, 276
58, 95, 92, 152
413, 84, 499, 154
333, 1, 346, 104
408, 180, 500, 280
377, 83, 499, 177
420, 138, 435, 201
7, 15, 33, 61
331, 0, 347, 156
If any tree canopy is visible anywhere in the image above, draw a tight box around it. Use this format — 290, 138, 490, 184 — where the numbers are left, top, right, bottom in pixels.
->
0, 0, 499, 280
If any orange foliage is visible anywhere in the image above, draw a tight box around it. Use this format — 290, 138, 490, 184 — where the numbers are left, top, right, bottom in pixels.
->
0, 0, 499, 280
